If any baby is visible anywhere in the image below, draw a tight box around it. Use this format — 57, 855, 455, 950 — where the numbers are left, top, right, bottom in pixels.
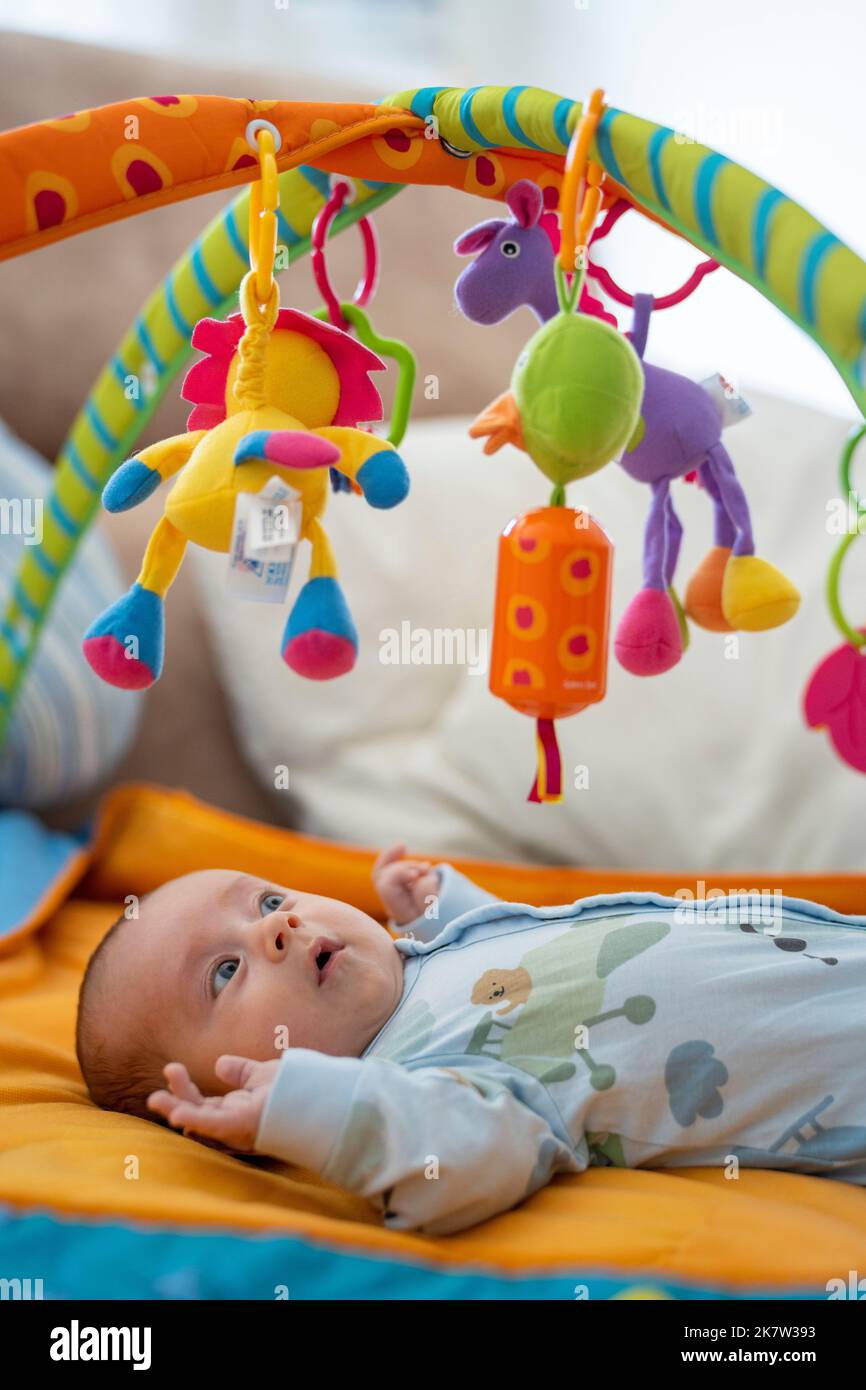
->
76, 848, 866, 1235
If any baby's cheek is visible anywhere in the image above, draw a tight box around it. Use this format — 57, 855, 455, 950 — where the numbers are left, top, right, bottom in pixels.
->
205, 1001, 283, 1069
252, 1004, 296, 1062
256, 986, 332, 1058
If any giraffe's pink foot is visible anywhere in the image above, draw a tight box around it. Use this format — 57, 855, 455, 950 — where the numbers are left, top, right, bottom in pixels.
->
614, 588, 683, 676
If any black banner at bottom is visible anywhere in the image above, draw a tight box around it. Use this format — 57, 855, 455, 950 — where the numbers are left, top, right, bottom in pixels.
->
5, 1294, 862, 1374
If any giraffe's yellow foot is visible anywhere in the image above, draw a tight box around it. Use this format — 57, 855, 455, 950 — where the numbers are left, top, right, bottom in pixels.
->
684, 546, 733, 632
721, 555, 800, 631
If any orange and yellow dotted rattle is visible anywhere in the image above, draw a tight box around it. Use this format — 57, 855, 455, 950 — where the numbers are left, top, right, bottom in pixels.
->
489, 507, 613, 801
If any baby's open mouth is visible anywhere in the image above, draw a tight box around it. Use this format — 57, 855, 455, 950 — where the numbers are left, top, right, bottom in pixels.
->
310, 939, 343, 985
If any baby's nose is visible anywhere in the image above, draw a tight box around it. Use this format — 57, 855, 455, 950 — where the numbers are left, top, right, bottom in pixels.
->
264, 910, 302, 961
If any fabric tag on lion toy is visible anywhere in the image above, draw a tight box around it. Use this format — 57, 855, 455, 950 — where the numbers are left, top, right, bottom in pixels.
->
700, 372, 752, 427
247, 475, 303, 555
227, 481, 296, 604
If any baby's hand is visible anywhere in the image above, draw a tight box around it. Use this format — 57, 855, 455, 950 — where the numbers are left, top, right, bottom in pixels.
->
373, 843, 440, 926
147, 1056, 280, 1151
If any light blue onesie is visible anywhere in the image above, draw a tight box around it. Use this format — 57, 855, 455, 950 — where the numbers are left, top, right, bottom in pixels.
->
255, 866, 866, 1234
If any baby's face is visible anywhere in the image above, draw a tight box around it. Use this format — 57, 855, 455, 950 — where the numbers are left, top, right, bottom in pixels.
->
108, 870, 403, 1092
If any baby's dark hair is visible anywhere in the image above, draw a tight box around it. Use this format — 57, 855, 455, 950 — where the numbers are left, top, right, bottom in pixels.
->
75, 901, 168, 1123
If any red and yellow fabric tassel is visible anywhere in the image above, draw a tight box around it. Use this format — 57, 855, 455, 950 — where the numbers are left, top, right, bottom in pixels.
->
528, 717, 563, 803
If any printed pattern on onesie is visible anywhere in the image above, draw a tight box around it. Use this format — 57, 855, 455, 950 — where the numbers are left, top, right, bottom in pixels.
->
365, 893, 866, 1183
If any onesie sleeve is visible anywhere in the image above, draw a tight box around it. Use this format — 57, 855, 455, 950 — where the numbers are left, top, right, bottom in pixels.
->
255, 1048, 580, 1235
395, 863, 500, 942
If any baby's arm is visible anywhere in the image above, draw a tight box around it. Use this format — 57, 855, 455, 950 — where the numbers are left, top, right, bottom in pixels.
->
256, 1050, 579, 1233
150, 1053, 579, 1232
374, 844, 499, 938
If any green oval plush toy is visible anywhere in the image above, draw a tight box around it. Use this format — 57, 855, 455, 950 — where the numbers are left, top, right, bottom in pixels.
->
470, 263, 645, 492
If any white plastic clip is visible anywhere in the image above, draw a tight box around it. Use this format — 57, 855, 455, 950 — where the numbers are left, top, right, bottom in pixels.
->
328, 173, 355, 204
244, 117, 282, 155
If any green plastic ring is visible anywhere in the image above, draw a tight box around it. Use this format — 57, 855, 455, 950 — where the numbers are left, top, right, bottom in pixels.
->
827, 423, 866, 647
554, 259, 586, 316
313, 301, 416, 448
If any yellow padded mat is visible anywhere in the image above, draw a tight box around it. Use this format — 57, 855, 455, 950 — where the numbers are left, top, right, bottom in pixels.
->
2, 783, 865, 1295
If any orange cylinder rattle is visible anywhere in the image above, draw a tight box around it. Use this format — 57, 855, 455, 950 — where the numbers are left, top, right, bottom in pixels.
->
489, 506, 613, 802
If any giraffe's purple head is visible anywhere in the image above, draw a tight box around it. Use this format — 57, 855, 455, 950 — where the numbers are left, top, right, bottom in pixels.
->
453, 179, 560, 326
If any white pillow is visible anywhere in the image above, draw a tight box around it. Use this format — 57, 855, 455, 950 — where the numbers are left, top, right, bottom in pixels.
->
192, 394, 865, 871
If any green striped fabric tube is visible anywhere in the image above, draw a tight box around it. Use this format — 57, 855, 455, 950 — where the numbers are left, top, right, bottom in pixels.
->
383, 87, 866, 416
384, 84, 581, 154
588, 105, 866, 414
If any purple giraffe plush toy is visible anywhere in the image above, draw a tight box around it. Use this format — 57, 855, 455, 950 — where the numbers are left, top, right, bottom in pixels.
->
455, 179, 800, 676
454, 178, 616, 328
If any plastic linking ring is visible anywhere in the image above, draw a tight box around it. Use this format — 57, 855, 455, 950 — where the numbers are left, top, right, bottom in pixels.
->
312, 178, 379, 330
245, 121, 280, 308
559, 87, 605, 274
586, 199, 719, 310
827, 422, 866, 648
558, 88, 718, 310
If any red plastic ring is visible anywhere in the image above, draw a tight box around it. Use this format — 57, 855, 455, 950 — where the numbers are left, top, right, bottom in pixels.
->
586, 198, 719, 310
311, 180, 379, 329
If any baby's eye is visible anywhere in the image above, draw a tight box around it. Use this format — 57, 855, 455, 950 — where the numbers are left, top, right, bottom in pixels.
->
212, 958, 239, 995
260, 892, 285, 916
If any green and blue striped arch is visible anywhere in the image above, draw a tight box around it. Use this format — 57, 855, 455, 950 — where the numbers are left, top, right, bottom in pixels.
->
1, 83, 864, 743
387, 85, 866, 411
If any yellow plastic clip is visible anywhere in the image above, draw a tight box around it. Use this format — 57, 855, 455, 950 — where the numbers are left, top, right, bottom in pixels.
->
559, 88, 605, 274
249, 125, 279, 309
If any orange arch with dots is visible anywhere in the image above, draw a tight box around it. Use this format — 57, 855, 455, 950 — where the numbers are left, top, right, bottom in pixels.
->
0, 95, 567, 262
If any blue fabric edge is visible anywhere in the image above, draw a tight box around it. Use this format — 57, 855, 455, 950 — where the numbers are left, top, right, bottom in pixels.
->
0, 1203, 824, 1301
0, 811, 91, 940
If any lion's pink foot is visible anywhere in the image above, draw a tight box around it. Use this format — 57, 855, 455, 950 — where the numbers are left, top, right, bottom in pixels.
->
281, 577, 358, 680
82, 583, 164, 689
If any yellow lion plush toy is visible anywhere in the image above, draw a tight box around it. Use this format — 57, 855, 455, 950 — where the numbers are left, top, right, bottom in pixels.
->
83, 274, 409, 687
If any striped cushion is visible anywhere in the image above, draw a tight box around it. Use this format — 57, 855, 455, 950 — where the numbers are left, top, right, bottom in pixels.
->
0, 422, 139, 807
